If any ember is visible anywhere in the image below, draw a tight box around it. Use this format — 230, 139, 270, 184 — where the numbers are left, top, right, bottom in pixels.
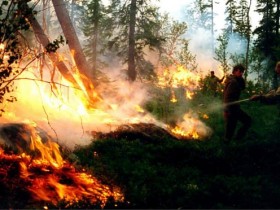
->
90, 122, 210, 142
0, 123, 124, 209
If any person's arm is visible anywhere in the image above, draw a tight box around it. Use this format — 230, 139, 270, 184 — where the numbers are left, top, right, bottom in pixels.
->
218, 75, 225, 83
250, 87, 280, 104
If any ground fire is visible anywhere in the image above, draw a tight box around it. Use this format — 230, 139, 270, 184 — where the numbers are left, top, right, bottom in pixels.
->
0, 42, 212, 208
0, 123, 124, 208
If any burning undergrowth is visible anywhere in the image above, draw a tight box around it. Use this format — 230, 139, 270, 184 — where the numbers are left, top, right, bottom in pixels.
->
91, 123, 179, 142
91, 121, 210, 143
0, 123, 124, 209
0, 58, 212, 208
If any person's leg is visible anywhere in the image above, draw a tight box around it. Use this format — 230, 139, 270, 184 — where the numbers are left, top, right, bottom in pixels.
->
224, 111, 238, 143
235, 109, 252, 140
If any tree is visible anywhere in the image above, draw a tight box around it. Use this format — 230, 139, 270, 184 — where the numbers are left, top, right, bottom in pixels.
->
225, 0, 238, 33
158, 18, 197, 71
0, 0, 33, 114
253, 0, 280, 87
235, 0, 252, 79
51, 0, 97, 87
127, 0, 137, 81
223, 0, 254, 80
24, 5, 80, 89
197, 0, 215, 56
106, 0, 163, 82
81, 0, 104, 78
21, 1, 103, 105
214, 30, 231, 74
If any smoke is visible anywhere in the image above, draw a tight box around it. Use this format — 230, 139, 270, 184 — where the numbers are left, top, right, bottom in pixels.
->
0, 67, 158, 149
0, 1, 225, 150
186, 27, 221, 75
158, 0, 260, 79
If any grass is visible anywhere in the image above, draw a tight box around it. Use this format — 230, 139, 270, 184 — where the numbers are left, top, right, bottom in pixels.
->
1, 88, 279, 209
72, 90, 280, 209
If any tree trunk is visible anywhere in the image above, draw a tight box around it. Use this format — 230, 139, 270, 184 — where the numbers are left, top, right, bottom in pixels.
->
244, 0, 251, 81
92, 0, 100, 79
51, 0, 97, 87
211, 0, 214, 57
25, 3, 102, 105
26, 13, 80, 90
273, 0, 280, 88
127, 0, 137, 81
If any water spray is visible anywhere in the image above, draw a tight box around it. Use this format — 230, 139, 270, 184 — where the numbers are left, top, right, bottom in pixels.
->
224, 98, 250, 106
198, 98, 251, 113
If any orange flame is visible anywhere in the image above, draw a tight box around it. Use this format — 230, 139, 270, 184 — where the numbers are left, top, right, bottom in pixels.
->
0, 126, 124, 207
170, 90, 177, 103
168, 112, 212, 140
170, 125, 199, 139
157, 65, 201, 101
203, 114, 209, 119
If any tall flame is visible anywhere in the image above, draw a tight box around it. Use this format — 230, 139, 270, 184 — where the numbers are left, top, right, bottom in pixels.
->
157, 65, 201, 100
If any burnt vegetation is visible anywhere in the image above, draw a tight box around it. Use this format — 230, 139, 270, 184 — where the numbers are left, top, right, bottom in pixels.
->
0, 0, 280, 209
72, 92, 280, 209
0, 91, 280, 209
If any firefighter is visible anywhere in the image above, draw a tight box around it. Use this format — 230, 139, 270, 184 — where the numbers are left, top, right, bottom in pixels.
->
250, 61, 280, 105
223, 64, 252, 143
209, 71, 224, 97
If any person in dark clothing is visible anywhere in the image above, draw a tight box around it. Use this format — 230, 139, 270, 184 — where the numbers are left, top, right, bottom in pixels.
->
209, 71, 224, 96
223, 64, 252, 143
250, 61, 280, 105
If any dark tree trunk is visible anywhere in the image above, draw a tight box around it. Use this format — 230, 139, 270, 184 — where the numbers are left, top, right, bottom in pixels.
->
127, 0, 137, 81
92, 0, 100, 78
51, 0, 97, 87
273, 0, 280, 88
24, 2, 102, 105
244, 0, 252, 81
26, 13, 80, 89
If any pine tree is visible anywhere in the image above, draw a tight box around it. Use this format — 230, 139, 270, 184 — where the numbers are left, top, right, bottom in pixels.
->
81, 0, 106, 78
253, 0, 280, 87
105, 0, 164, 81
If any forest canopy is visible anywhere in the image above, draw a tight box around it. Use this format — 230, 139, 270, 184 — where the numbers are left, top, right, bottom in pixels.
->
0, 0, 279, 114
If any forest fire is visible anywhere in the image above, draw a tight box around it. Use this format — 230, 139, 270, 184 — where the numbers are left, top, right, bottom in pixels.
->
0, 124, 124, 208
0, 41, 210, 208
170, 126, 199, 139
157, 65, 201, 100
0, 62, 211, 144
1, 0, 277, 208
168, 112, 211, 140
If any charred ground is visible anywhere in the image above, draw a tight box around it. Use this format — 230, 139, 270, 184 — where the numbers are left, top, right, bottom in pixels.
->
1, 93, 280, 209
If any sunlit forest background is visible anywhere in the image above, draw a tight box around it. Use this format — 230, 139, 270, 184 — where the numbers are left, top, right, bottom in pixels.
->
0, 0, 280, 209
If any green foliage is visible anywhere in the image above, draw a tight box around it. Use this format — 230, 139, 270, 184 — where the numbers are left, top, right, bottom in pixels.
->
72, 90, 280, 209
80, 0, 106, 72
103, 0, 164, 80
0, 0, 34, 114
0, 1, 66, 116
158, 19, 197, 71
194, 0, 214, 30
144, 86, 190, 123
214, 30, 231, 74
199, 74, 225, 98
45, 35, 65, 53
253, 0, 280, 86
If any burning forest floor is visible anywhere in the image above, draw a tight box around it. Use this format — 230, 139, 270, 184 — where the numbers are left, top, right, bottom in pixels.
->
0, 96, 280, 209
74, 122, 280, 209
